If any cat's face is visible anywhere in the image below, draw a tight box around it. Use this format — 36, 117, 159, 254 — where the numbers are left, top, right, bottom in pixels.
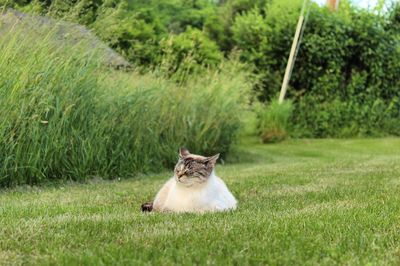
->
174, 148, 219, 186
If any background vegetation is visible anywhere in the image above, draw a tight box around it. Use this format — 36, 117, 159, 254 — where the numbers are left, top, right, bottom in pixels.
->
0, 0, 399, 185
2, 0, 399, 138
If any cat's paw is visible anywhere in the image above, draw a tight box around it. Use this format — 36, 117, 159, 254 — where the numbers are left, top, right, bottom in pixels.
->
141, 202, 153, 212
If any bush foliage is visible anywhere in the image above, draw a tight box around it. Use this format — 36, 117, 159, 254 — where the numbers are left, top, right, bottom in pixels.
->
232, 1, 400, 137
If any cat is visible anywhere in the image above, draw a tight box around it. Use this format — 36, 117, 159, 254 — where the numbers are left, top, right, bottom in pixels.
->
142, 148, 237, 213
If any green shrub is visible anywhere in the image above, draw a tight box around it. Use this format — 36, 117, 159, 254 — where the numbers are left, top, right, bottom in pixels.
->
232, 1, 400, 137
0, 25, 251, 187
91, 2, 162, 66
232, 0, 303, 101
256, 99, 293, 143
159, 27, 223, 77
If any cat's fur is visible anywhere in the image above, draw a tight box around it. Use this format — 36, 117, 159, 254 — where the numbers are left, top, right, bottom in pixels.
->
151, 148, 237, 213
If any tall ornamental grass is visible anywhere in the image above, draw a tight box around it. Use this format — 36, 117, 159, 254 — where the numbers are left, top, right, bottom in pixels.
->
0, 25, 251, 187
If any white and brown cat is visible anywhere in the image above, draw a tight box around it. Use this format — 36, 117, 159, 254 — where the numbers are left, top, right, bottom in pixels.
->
141, 148, 237, 213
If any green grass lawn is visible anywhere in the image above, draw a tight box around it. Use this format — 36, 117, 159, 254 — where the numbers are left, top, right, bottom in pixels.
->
1, 138, 400, 265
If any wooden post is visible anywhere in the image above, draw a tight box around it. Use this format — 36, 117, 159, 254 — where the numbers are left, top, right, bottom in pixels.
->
278, 9, 305, 104
327, 0, 339, 11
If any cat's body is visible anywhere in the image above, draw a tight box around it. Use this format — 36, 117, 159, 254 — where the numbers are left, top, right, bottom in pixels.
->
150, 148, 237, 213
153, 170, 237, 213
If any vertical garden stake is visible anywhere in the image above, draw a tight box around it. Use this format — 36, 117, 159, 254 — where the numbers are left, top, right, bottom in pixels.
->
278, 1, 307, 104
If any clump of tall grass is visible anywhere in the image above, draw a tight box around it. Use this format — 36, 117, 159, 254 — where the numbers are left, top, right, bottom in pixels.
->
0, 23, 251, 186
256, 99, 293, 143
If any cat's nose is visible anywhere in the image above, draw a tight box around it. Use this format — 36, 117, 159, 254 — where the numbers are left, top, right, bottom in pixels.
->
177, 171, 185, 179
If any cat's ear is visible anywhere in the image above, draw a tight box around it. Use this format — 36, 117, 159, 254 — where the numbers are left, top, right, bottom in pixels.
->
179, 147, 190, 158
204, 153, 220, 166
